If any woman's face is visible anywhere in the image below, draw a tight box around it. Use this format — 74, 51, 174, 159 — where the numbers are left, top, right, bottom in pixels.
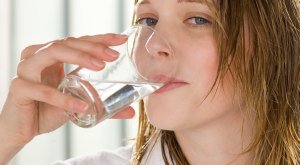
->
136, 0, 241, 130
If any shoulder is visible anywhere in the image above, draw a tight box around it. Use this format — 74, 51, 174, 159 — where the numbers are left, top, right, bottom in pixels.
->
52, 143, 133, 165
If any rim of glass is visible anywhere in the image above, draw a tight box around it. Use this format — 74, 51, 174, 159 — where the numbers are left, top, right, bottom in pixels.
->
122, 24, 175, 83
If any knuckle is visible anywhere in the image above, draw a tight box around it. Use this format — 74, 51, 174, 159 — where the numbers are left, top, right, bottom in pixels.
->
79, 35, 91, 40
10, 77, 22, 87
74, 50, 89, 60
21, 45, 37, 60
93, 34, 105, 38
63, 37, 76, 43
9, 77, 24, 93
16, 60, 39, 82
47, 42, 61, 50
16, 60, 26, 77
16, 57, 42, 82
90, 43, 105, 52
46, 42, 62, 56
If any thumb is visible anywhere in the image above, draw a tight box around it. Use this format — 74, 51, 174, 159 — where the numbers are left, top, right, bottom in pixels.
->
111, 106, 135, 119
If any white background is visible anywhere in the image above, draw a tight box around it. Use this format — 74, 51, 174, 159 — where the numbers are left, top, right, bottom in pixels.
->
0, 0, 138, 164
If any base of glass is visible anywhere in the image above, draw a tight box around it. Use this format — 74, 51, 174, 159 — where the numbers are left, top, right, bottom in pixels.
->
58, 75, 100, 128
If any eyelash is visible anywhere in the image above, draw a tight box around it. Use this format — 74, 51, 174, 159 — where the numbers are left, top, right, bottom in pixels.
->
135, 17, 211, 27
135, 18, 158, 26
185, 17, 211, 26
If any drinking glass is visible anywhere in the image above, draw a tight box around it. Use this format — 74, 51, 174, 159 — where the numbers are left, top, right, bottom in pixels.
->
58, 25, 176, 127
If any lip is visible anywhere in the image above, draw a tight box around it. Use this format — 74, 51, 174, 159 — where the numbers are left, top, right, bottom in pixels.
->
154, 79, 188, 94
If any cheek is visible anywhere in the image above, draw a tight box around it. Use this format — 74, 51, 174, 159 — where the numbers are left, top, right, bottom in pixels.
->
182, 35, 219, 86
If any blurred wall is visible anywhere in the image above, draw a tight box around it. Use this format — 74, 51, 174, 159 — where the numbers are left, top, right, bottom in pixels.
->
0, 0, 137, 164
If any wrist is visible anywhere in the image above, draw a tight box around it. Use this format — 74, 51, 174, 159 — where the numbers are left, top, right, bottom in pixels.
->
0, 117, 25, 164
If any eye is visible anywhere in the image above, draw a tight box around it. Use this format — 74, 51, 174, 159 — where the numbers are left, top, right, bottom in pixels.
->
185, 17, 210, 25
135, 18, 158, 26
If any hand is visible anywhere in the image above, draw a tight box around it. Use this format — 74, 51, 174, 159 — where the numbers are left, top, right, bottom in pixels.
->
0, 34, 135, 163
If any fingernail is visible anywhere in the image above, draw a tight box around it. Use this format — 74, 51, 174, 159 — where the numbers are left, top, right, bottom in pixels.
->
105, 48, 119, 57
115, 34, 128, 39
73, 100, 89, 112
91, 57, 105, 67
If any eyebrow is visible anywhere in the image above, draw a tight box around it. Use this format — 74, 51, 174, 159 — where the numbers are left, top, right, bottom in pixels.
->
137, 0, 205, 5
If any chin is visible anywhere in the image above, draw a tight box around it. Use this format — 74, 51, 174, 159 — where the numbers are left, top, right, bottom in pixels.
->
147, 116, 179, 131
144, 99, 185, 131
143, 86, 192, 130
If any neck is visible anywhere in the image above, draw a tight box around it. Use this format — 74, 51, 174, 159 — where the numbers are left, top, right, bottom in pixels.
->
174, 110, 255, 165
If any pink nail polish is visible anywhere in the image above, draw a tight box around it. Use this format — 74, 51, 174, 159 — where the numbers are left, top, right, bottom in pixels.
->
105, 48, 119, 57
91, 58, 105, 67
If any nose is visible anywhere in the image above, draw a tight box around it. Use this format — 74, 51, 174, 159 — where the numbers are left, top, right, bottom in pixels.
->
133, 27, 177, 83
145, 31, 173, 58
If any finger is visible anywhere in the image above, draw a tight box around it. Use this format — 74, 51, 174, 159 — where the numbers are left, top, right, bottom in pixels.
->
17, 42, 106, 82
19, 33, 127, 60
60, 37, 120, 62
20, 44, 47, 60
111, 106, 135, 119
79, 33, 128, 45
10, 77, 89, 113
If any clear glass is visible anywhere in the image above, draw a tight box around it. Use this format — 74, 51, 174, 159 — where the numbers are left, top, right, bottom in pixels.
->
58, 25, 176, 127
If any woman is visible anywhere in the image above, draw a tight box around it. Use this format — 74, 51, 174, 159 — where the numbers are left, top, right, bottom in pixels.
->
0, 0, 299, 164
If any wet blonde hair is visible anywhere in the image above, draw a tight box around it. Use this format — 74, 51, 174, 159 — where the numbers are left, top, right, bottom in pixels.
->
132, 0, 300, 164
